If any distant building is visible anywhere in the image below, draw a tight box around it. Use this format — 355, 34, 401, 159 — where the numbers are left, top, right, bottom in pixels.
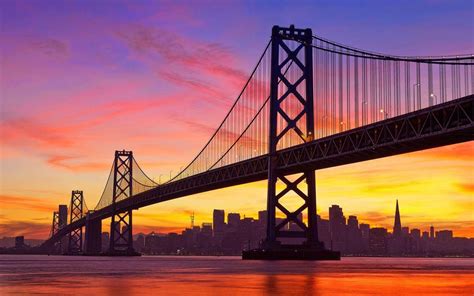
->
430, 226, 435, 239
389, 200, 404, 255
201, 223, 213, 238
258, 210, 267, 225
369, 228, 388, 255
360, 223, 370, 253
393, 200, 402, 237
213, 209, 225, 246
15, 236, 25, 249
402, 227, 409, 237
317, 215, 330, 249
410, 229, 421, 239
409, 229, 421, 254
329, 205, 346, 252
422, 231, 429, 239
145, 232, 160, 254
134, 234, 145, 252
227, 213, 240, 229
436, 230, 453, 241
239, 218, 257, 250
256, 210, 267, 241
346, 215, 362, 254
213, 210, 225, 235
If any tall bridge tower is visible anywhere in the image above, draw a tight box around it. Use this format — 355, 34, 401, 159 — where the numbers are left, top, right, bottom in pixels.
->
244, 25, 339, 260
67, 190, 84, 254
49, 211, 61, 254
108, 150, 137, 255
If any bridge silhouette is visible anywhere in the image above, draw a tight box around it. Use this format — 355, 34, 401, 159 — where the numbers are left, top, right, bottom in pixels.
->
41, 25, 474, 259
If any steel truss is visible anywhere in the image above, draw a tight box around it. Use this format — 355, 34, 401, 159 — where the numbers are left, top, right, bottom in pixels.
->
50, 211, 61, 253
109, 150, 135, 254
68, 190, 84, 254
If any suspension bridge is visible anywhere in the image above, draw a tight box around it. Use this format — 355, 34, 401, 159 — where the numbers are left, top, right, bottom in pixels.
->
40, 25, 474, 259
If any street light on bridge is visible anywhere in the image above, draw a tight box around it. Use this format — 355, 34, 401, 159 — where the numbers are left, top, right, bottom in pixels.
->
430, 93, 438, 105
380, 109, 389, 119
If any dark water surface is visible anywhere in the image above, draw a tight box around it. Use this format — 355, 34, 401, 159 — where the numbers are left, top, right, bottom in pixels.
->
0, 255, 472, 295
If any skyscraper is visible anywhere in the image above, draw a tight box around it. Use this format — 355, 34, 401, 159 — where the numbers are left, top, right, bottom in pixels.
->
213, 209, 225, 236
329, 205, 346, 252
227, 213, 240, 229
348, 216, 359, 229
369, 227, 388, 255
213, 209, 225, 247
347, 215, 362, 254
393, 200, 402, 237
360, 223, 370, 253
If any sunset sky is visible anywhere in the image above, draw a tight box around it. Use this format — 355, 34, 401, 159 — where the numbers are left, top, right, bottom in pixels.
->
0, 0, 473, 240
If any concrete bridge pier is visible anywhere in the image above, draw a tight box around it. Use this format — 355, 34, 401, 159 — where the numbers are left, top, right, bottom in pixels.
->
84, 216, 102, 255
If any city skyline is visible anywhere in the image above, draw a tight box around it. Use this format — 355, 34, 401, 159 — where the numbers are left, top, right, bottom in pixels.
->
104, 201, 474, 257
5, 199, 470, 251
1, 1, 473, 241
7, 199, 469, 257
133, 201, 472, 240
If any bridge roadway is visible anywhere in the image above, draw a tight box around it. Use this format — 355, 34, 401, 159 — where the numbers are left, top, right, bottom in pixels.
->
43, 95, 473, 248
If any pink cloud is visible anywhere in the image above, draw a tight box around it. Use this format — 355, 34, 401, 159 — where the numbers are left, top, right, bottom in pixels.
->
46, 155, 110, 172
28, 37, 69, 57
0, 93, 181, 169
0, 194, 58, 212
116, 24, 248, 90
158, 71, 228, 103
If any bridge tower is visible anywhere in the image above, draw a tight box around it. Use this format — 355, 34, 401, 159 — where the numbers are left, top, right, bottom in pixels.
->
50, 211, 61, 254
67, 190, 84, 255
108, 150, 137, 255
51, 211, 60, 235
244, 25, 339, 260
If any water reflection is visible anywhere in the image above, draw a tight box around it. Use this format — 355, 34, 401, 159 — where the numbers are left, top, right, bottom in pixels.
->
0, 256, 472, 295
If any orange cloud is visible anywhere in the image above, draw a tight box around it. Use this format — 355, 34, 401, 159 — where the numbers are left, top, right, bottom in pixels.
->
406, 142, 474, 161
457, 183, 474, 193
0, 221, 50, 239
0, 194, 58, 212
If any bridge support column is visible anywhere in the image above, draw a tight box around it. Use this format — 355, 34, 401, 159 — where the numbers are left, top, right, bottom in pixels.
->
243, 25, 339, 260
49, 211, 62, 254
84, 216, 102, 255
107, 150, 139, 256
67, 190, 84, 255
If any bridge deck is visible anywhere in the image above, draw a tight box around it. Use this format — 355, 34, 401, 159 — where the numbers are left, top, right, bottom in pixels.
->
43, 95, 473, 248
